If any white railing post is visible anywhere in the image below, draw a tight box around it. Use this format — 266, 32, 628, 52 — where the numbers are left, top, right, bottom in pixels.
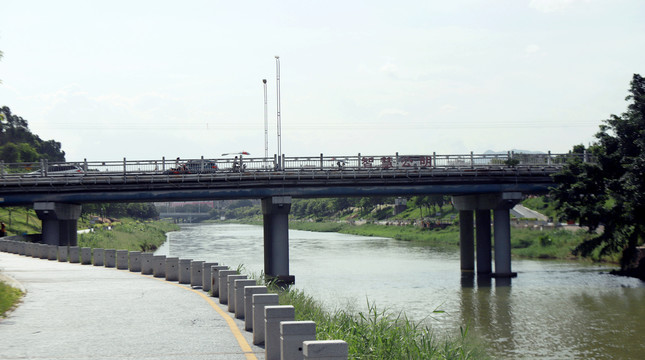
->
357, 153, 361, 170
320, 153, 323, 170
432, 152, 437, 168
470, 151, 474, 168
123, 157, 127, 175
162, 156, 166, 171
548, 151, 552, 165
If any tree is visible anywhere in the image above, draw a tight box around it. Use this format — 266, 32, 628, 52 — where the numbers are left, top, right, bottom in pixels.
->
551, 74, 645, 269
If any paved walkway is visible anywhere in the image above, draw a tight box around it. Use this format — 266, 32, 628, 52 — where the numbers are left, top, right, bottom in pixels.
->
0, 252, 265, 360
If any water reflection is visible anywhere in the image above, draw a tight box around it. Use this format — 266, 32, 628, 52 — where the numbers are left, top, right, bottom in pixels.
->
160, 223, 645, 359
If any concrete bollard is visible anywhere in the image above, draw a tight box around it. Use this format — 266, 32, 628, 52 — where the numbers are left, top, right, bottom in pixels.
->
202, 262, 218, 292
81, 247, 92, 264
234, 279, 257, 319
116, 250, 129, 270
140, 253, 153, 275
129, 251, 142, 272
93, 248, 104, 266
252, 293, 280, 345
281, 321, 317, 360
210, 265, 229, 297
265, 305, 296, 360
39, 244, 49, 259
302, 340, 349, 360
104, 249, 116, 268
18, 242, 26, 256
30, 243, 39, 258
218, 270, 238, 304
22, 242, 30, 257
244, 286, 268, 330
47, 245, 58, 261
227, 274, 247, 312
165, 257, 179, 281
178, 259, 192, 284
153, 255, 166, 278
190, 260, 204, 288
68, 246, 80, 263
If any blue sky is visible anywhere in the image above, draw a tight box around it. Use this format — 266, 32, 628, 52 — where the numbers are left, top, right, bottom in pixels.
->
1, 0, 643, 161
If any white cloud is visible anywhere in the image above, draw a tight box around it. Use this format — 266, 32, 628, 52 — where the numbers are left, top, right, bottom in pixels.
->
529, 0, 589, 13
378, 108, 408, 118
525, 44, 541, 54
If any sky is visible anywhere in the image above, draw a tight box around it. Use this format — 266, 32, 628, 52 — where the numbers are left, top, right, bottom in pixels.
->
0, 0, 644, 161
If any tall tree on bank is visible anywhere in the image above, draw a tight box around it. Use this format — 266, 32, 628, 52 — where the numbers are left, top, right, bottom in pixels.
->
551, 74, 645, 270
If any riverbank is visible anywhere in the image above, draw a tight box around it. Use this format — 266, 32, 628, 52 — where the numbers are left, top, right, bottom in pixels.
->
78, 219, 179, 251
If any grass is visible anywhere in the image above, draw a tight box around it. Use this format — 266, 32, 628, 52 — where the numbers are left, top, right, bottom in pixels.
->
0, 281, 23, 318
275, 286, 485, 359
0, 207, 41, 236
78, 219, 179, 251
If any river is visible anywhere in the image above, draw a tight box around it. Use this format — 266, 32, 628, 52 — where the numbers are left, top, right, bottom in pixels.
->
156, 223, 645, 359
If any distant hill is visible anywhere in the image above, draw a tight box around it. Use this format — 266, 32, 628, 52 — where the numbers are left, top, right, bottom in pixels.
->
0, 106, 66, 163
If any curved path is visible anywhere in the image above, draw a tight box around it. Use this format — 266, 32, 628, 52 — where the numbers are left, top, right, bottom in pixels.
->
0, 252, 264, 360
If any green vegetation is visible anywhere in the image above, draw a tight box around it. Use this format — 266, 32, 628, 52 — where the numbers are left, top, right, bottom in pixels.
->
551, 74, 645, 272
78, 220, 179, 251
275, 286, 484, 359
0, 207, 41, 236
0, 106, 66, 163
0, 281, 23, 318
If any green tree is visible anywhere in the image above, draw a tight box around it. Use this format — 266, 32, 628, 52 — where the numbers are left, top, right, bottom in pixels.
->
551, 74, 645, 269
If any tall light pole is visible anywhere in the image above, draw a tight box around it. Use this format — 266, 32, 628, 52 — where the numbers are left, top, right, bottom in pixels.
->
275, 55, 282, 169
263, 79, 268, 159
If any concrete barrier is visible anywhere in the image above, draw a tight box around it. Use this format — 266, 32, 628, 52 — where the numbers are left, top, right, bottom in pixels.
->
218, 270, 238, 304
17, 241, 26, 256
21, 242, 30, 256
39, 244, 49, 259
93, 248, 104, 266
244, 286, 268, 330
264, 305, 295, 360
302, 340, 349, 360
116, 250, 129, 270
252, 293, 280, 345
165, 257, 179, 281
140, 253, 153, 275
210, 265, 229, 297
227, 274, 247, 312
281, 321, 317, 360
178, 259, 192, 284
152, 255, 166, 278
47, 245, 58, 260
0, 240, 7, 252
129, 251, 142, 272
68, 246, 80, 263
81, 247, 92, 264
58, 245, 69, 262
190, 260, 204, 288
104, 249, 116, 268
202, 262, 218, 292
234, 279, 257, 319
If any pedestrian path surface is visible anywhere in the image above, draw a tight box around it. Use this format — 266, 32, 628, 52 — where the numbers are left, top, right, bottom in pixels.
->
0, 252, 265, 360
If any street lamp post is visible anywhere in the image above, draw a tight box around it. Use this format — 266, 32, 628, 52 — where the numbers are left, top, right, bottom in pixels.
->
263, 79, 268, 159
275, 55, 282, 170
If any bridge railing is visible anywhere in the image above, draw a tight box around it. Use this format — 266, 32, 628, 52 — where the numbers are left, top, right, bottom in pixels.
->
0, 152, 592, 179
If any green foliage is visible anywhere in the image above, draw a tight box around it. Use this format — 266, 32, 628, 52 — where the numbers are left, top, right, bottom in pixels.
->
0, 207, 41, 235
521, 196, 558, 220
551, 74, 645, 268
0, 281, 23, 318
81, 203, 159, 220
78, 219, 178, 251
275, 287, 483, 359
0, 106, 66, 162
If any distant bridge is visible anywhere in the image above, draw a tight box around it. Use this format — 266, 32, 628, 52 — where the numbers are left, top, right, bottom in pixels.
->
0, 152, 588, 283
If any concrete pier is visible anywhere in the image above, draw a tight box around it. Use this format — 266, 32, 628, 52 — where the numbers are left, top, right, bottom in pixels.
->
104, 249, 116, 268
459, 210, 474, 272
262, 196, 295, 285
227, 274, 247, 312
152, 255, 166, 278
178, 259, 192, 284
116, 250, 129, 270
234, 279, 257, 319
34, 202, 81, 246
92, 248, 104, 266
252, 293, 280, 345
165, 257, 179, 281
244, 286, 268, 330
190, 260, 204, 288
281, 321, 316, 360
265, 305, 295, 360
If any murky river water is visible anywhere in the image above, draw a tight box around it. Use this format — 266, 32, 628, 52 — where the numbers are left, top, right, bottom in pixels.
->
156, 223, 645, 359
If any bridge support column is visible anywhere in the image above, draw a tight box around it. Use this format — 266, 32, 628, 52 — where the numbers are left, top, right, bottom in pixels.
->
453, 192, 521, 278
475, 210, 492, 275
34, 202, 81, 246
459, 210, 474, 273
261, 196, 295, 286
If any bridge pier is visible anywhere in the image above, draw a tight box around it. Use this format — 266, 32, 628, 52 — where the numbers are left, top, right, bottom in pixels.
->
34, 202, 82, 246
261, 196, 295, 286
453, 192, 521, 278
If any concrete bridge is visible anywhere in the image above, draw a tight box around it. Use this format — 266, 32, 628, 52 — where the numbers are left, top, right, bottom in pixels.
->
0, 152, 585, 283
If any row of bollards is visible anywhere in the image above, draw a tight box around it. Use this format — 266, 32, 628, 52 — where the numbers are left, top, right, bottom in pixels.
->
0, 238, 348, 360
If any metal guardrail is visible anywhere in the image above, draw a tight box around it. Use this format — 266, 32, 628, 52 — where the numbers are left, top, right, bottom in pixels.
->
0, 152, 589, 181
